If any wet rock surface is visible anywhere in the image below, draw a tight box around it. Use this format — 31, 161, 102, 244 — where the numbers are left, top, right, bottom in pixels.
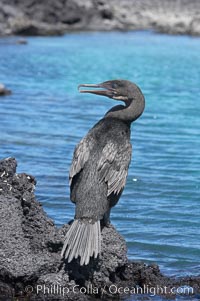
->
0, 157, 199, 300
0, 83, 11, 96
0, 0, 200, 36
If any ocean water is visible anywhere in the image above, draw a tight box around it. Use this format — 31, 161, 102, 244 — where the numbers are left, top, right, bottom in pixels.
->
0, 32, 199, 282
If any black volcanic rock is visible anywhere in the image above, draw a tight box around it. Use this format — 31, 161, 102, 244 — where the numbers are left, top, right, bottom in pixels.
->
0, 157, 130, 300
0, 158, 63, 298
0, 84, 11, 96
0, 157, 199, 300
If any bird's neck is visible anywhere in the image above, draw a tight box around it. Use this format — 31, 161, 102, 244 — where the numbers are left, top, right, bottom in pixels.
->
105, 94, 145, 123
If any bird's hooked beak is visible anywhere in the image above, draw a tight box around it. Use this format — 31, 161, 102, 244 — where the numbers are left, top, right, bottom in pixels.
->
78, 82, 115, 98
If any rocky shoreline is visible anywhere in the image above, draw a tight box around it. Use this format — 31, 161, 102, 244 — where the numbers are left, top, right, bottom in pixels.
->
0, 157, 199, 300
0, 0, 200, 37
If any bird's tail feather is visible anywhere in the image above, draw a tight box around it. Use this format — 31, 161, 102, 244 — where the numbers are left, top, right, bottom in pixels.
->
61, 219, 101, 265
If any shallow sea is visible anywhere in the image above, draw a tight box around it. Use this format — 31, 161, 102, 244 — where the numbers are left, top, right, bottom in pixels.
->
0, 31, 199, 297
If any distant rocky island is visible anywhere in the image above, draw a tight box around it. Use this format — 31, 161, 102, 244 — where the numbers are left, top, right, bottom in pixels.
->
0, 0, 200, 36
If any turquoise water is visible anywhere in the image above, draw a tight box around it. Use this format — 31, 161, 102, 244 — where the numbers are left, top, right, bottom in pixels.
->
0, 32, 199, 278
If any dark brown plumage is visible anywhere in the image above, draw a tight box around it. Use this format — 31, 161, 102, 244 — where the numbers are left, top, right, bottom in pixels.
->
61, 79, 145, 265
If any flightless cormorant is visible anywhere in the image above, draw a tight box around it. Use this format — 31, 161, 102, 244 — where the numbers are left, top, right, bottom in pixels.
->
61, 80, 145, 265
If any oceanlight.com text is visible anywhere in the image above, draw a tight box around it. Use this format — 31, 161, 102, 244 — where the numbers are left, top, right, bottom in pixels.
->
25, 283, 194, 297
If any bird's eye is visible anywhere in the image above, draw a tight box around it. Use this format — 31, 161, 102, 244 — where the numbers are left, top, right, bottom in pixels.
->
112, 82, 118, 89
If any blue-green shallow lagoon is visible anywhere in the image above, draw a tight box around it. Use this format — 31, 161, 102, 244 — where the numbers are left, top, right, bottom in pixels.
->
0, 32, 199, 280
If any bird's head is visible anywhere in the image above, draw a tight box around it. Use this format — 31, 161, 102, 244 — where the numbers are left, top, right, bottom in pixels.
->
78, 79, 143, 105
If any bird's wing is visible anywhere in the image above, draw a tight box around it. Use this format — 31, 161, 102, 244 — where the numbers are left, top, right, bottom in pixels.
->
97, 142, 132, 196
69, 136, 93, 186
